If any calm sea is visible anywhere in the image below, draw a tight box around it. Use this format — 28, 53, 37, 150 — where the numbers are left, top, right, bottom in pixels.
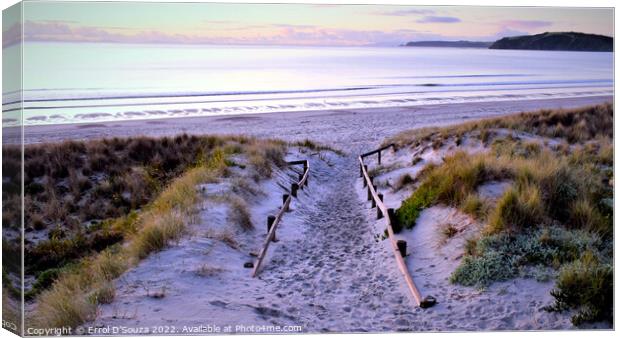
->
2, 42, 613, 126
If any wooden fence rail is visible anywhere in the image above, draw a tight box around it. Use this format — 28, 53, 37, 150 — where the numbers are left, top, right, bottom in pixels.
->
251, 160, 310, 277
360, 143, 395, 165
358, 146, 436, 308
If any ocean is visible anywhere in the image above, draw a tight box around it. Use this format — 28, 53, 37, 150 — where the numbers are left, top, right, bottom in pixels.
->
2, 42, 613, 126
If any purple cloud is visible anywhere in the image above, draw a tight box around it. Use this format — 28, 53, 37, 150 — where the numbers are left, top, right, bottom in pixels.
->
18, 19, 483, 47
416, 16, 461, 23
500, 20, 552, 29
378, 8, 435, 16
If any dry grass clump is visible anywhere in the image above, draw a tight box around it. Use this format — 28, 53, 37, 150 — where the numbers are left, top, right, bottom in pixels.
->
393, 173, 415, 191
487, 184, 544, 233
29, 136, 288, 329
291, 139, 345, 155
205, 229, 240, 250
226, 195, 254, 231
389, 104, 613, 324
195, 264, 225, 277
31, 160, 217, 329
546, 251, 613, 325
246, 141, 287, 179
387, 103, 613, 148
33, 247, 127, 328
394, 151, 507, 231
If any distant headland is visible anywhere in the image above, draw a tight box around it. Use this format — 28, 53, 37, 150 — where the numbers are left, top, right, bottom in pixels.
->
404, 32, 613, 52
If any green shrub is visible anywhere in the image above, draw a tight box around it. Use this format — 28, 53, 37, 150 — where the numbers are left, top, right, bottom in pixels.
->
395, 181, 438, 232
547, 251, 613, 325
451, 227, 599, 287
450, 251, 516, 287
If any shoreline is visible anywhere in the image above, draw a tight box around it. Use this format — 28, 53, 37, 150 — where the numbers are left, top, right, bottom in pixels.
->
12, 95, 613, 147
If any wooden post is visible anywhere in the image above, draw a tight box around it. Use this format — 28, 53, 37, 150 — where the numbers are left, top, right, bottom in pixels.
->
291, 183, 299, 197
267, 215, 276, 242
378, 150, 381, 165
298, 173, 304, 189
303, 161, 308, 174
371, 185, 377, 207
397, 240, 407, 257
305, 175, 309, 187
282, 194, 289, 211
377, 194, 384, 219
387, 208, 396, 224
359, 164, 363, 177
367, 185, 372, 201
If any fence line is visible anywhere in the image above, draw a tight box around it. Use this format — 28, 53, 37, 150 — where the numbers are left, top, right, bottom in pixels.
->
251, 160, 309, 277
359, 145, 436, 308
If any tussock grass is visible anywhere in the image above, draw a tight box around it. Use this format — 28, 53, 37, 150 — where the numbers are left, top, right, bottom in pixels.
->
388, 104, 613, 324
461, 193, 485, 217
387, 103, 612, 148
546, 251, 613, 325
395, 151, 507, 230
30, 136, 288, 329
487, 184, 544, 234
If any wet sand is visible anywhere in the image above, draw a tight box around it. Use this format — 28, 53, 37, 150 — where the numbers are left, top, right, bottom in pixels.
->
17, 96, 612, 149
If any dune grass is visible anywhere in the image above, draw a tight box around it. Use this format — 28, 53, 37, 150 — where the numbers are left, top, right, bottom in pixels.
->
386, 103, 612, 149
390, 103, 613, 325
28, 136, 288, 330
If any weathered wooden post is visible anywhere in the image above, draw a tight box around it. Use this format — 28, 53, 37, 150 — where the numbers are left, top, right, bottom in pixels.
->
303, 161, 308, 174
397, 240, 407, 257
267, 215, 277, 242
387, 208, 397, 230
378, 150, 382, 165
377, 194, 384, 219
371, 185, 377, 207
282, 194, 289, 211
359, 163, 363, 177
291, 183, 299, 197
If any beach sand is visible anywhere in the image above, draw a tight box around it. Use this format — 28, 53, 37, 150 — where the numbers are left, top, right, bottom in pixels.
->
19, 96, 612, 148
51, 96, 611, 333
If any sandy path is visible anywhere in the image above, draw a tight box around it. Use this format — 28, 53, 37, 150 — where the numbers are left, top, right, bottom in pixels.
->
257, 153, 419, 332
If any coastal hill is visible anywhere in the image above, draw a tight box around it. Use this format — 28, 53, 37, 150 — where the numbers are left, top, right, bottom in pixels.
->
404, 32, 612, 52
403, 40, 492, 48
489, 32, 613, 52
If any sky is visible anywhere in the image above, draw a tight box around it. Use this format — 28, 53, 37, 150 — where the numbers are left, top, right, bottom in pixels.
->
3, 2, 614, 47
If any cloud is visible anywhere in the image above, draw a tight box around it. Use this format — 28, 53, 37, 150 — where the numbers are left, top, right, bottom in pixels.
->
18, 20, 428, 46
487, 28, 531, 40
499, 20, 552, 29
378, 8, 434, 16
416, 16, 461, 23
